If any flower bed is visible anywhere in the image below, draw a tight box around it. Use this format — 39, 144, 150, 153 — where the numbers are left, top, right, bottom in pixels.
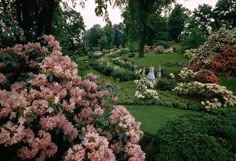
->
185, 28, 236, 69
0, 35, 145, 161
111, 57, 142, 71
90, 58, 139, 81
173, 81, 236, 110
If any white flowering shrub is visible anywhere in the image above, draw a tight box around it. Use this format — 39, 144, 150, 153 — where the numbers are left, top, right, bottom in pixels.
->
178, 67, 196, 79
135, 67, 146, 77
134, 77, 159, 100
185, 28, 236, 68
173, 81, 236, 110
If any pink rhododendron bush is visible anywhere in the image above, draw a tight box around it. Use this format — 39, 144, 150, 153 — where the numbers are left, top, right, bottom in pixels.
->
0, 35, 145, 161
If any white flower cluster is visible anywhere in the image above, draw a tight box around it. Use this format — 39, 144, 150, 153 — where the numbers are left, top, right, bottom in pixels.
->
97, 58, 126, 72
134, 77, 159, 100
169, 73, 175, 79
178, 68, 196, 79
173, 81, 236, 110
111, 57, 132, 65
135, 68, 146, 77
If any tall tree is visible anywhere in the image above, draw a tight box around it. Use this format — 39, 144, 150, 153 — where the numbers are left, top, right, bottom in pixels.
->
214, 0, 236, 29
191, 4, 214, 36
83, 24, 102, 50
113, 23, 125, 48
147, 11, 169, 45
52, 7, 85, 53
115, 0, 174, 57
168, 4, 189, 41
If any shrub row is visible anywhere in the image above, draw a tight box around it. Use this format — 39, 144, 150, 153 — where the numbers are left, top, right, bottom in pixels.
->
90, 61, 139, 81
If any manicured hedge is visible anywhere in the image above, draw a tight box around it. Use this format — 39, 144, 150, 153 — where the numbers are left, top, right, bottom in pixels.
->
145, 113, 236, 161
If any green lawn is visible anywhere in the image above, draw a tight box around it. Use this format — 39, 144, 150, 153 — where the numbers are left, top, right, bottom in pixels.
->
124, 52, 189, 74
126, 105, 197, 135
74, 54, 236, 137
219, 77, 236, 94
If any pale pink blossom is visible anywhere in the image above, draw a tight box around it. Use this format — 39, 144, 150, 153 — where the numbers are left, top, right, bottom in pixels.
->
0, 73, 7, 84
10, 81, 26, 91
64, 144, 85, 161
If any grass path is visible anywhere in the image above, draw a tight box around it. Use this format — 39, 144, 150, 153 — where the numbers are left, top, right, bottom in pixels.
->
126, 105, 197, 135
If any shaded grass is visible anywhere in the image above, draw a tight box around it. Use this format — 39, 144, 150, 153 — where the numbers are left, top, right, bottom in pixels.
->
219, 77, 236, 94
126, 105, 197, 135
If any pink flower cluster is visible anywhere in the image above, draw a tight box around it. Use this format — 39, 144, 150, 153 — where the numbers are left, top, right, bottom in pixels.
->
110, 105, 143, 143
0, 35, 145, 161
109, 106, 145, 160
41, 51, 78, 79
17, 130, 57, 161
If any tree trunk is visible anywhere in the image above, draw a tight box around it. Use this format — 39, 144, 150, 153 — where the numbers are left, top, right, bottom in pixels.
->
138, 28, 145, 58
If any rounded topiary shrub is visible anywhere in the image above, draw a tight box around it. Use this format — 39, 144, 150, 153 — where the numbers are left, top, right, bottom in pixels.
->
145, 113, 236, 161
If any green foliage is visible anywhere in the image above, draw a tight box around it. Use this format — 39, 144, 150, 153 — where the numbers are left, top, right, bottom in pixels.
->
214, 0, 236, 29
146, 113, 236, 161
113, 23, 125, 48
156, 79, 177, 91
154, 40, 175, 49
181, 29, 207, 51
0, 1, 26, 48
118, 0, 174, 57
52, 7, 85, 55
147, 12, 169, 45
83, 24, 102, 50
90, 60, 138, 82
168, 4, 189, 41
188, 4, 214, 36
158, 90, 201, 110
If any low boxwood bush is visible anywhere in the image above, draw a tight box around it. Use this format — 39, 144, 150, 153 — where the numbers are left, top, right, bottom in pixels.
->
145, 113, 236, 161
156, 79, 177, 91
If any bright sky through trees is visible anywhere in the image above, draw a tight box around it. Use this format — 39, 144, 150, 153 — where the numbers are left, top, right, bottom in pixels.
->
77, 0, 218, 29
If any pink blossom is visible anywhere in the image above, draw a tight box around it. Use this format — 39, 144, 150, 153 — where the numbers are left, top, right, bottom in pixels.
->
0, 121, 26, 146
10, 81, 26, 91
62, 99, 75, 112
110, 140, 123, 153
31, 74, 48, 86
112, 96, 118, 103
0, 106, 12, 118
81, 80, 98, 92
82, 132, 115, 161
65, 144, 85, 161
125, 142, 145, 161
86, 73, 97, 81
0, 73, 7, 84
31, 99, 49, 116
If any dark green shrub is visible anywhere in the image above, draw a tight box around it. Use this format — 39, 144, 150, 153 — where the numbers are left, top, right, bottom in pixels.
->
128, 53, 135, 58
145, 113, 236, 161
156, 79, 177, 91
102, 66, 113, 75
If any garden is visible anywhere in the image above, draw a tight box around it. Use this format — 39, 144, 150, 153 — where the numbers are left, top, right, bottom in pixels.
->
0, 0, 236, 161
